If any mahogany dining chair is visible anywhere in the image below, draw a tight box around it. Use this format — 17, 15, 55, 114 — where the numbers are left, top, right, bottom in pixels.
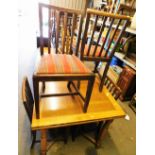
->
78, 8, 131, 91
33, 3, 95, 119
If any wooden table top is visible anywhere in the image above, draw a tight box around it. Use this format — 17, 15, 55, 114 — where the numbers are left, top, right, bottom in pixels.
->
31, 79, 125, 130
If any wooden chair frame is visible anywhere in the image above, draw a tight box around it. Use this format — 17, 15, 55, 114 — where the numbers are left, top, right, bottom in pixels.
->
80, 8, 131, 91
39, 3, 83, 56
36, 3, 95, 119
71, 75, 122, 147
22, 77, 37, 148
104, 76, 122, 100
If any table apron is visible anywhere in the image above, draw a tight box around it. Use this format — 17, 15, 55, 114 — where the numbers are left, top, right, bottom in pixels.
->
33, 74, 95, 81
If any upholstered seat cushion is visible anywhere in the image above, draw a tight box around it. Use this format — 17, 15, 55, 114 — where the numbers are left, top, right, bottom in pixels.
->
36, 54, 91, 74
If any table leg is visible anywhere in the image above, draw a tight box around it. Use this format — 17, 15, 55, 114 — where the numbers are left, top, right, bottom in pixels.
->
41, 129, 47, 155
33, 76, 40, 119
96, 120, 113, 147
99, 62, 110, 92
77, 80, 80, 89
83, 76, 95, 112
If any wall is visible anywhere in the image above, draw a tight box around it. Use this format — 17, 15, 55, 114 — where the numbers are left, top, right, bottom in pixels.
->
93, 0, 102, 8
18, 0, 38, 154
50, 0, 87, 12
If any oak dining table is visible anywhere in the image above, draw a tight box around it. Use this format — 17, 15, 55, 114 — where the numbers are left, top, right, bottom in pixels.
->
31, 80, 125, 155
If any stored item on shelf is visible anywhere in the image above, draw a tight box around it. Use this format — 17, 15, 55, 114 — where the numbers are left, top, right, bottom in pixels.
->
117, 65, 136, 101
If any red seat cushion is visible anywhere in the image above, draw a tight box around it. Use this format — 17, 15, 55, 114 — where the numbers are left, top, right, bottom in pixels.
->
36, 54, 91, 74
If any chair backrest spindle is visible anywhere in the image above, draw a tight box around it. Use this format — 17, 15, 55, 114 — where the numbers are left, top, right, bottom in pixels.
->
79, 9, 131, 91
92, 16, 107, 57
39, 3, 83, 55
80, 13, 90, 59
39, 4, 44, 55
80, 9, 131, 61
48, 8, 51, 54
70, 13, 77, 54
108, 19, 129, 59
62, 12, 68, 53
98, 18, 115, 57
104, 76, 122, 100
104, 19, 122, 57
87, 15, 99, 56
56, 10, 60, 54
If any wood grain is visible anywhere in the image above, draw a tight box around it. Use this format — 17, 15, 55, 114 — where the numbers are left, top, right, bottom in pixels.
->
31, 79, 125, 130
87, 8, 132, 21
41, 129, 47, 155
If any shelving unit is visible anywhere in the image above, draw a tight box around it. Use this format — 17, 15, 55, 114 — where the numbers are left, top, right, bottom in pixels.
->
114, 52, 136, 70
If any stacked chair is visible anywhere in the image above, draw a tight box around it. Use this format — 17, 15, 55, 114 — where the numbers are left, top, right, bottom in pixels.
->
24, 3, 131, 151
79, 8, 131, 91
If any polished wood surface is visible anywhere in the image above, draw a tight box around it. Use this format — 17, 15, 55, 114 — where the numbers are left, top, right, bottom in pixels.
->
31, 79, 125, 130
41, 129, 47, 155
87, 8, 132, 21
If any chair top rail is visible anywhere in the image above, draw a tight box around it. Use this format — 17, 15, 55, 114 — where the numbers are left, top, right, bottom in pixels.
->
39, 3, 83, 15
87, 8, 132, 21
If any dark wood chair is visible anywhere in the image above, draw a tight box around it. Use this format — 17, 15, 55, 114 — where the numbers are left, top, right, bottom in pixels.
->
71, 75, 122, 147
35, 3, 95, 116
129, 93, 136, 113
104, 75, 122, 100
79, 8, 131, 91
22, 77, 36, 148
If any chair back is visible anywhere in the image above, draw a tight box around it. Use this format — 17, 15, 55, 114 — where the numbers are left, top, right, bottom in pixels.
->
22, 77, 34, 122
80, 8, 131, 62
39, 3, 83, 55
104, 76, 122, 100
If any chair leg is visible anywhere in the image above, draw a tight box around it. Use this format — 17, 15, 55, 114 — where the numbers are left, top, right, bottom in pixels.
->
93, 62, 99, 73
95, 120, 113, 148
71, 125, 80, 142
42, 81, 46, 93
41, 129, 47, 155
95, 121, 103, 141
31, 131, 36, 148
77, 80, 80, 89
67, 81, 72, 92
63, 127, 69, 144
99, 62, 110, 92
67, 81, 80, 91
